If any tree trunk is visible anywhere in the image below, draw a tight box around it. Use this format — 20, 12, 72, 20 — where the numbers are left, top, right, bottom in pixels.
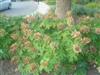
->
55, 0, 77, 26
55, 0, 71, 19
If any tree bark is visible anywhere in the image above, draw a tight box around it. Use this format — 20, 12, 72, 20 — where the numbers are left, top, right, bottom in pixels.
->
55, 0, 71, 19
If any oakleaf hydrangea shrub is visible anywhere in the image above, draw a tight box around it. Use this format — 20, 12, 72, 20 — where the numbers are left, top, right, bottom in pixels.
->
9, 14, 100, 75
0, 15, 22, 59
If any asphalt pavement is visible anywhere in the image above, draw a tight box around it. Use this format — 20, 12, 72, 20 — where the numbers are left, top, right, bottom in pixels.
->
0, 1, 38, 16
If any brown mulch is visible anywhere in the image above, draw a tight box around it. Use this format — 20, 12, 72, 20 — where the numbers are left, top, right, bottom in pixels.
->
0, 61, 100, 75
0, 60, 20, 75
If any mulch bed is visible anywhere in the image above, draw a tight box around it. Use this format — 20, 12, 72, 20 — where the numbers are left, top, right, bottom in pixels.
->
0, 60, 100, 75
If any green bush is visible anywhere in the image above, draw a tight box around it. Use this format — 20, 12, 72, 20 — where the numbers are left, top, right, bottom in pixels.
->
73, 0, 97, 4
0, 14, 100, 75
44, 0, 56, 5
0, 15, 23, 59
85, 2, 100, 9
8, 15, 100, 75
72, 4, 100, 16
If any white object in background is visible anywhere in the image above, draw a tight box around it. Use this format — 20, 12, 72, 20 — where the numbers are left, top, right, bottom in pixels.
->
36, 2, 50, 15
0, 0, 11, 11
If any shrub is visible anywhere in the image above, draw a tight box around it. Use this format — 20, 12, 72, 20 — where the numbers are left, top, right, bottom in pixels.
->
8, 14, 100, 75
44, 0, 56, 5
72, 4, 99, 16
0, 15, 23, 59
73, 0, 96, 4
0, 13, 100, 75
85, 2, 100, 9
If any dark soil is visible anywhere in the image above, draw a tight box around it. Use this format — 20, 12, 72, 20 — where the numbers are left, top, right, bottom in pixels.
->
0, 61, 100, 75
0, 60, 20, 75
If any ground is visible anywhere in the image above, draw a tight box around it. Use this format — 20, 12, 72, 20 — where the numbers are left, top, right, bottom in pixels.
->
0, 61, 100, 75
0, 1, 50, 16
0, 1, 38, 16
0, 61, 20, 75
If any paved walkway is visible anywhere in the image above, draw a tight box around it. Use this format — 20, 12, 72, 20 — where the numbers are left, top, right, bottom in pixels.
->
0, 1, 38, 16
0, 1, 50, 16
